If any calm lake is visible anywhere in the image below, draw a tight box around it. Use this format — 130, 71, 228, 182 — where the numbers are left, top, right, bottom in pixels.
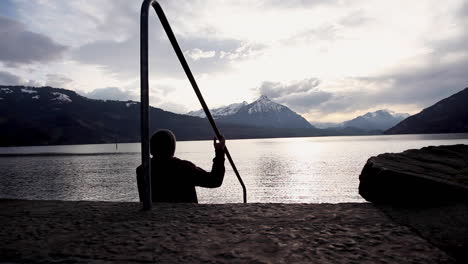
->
1, 134, 468, 204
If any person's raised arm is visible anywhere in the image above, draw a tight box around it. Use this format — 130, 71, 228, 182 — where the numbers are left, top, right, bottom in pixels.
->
189, 136, 226, 188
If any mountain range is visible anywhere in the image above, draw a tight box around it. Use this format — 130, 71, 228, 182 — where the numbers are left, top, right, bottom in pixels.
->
188, 95, 313, 129
385, 87, 468, 134
0, 86, 324, 146
0, 86, 210, 146
342, 110, 410, 131
190, 98, 409, 132
1, 85, 466, 146
311, 110, 410, 131
187, 101, 248, 119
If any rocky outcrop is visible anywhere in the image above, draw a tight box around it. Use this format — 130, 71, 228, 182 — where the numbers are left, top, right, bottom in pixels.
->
359, 144, 468, 204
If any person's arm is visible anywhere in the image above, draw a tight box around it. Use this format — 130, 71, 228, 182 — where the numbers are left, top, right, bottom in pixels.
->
189, 136, 226, 188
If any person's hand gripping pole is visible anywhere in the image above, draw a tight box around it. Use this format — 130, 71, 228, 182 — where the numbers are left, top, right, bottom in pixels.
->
214, 135, 226, 152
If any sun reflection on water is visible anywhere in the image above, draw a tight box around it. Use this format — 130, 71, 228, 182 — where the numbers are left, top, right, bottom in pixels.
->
1, 134, 467, 203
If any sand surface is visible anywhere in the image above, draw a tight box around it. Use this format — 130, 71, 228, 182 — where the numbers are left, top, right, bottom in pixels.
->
0, 199, 455, 263
378, 203, 468, 263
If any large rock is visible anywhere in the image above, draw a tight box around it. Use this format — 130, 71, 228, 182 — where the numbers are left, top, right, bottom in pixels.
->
359, 144, 468, 204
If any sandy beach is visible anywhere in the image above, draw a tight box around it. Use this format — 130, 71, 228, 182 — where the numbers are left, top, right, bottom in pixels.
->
0, 199, 458, 263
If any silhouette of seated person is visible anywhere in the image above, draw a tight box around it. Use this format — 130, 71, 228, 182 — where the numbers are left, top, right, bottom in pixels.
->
137, 129, 225, 203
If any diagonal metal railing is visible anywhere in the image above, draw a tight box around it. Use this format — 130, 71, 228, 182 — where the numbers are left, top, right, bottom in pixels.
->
140, 0, 247, 210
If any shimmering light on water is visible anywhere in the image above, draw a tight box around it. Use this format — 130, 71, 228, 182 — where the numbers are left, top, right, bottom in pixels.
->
1, 134, 467, 203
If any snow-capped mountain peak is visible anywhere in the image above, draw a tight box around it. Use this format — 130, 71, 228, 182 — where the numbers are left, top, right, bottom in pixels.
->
186, 95, 312, 129
361, 109, 410, 120
315, 109, 411, 131
187, 101, 248, 118
247, 95, 285, 114
188, 95, 289, 118
343, 109, 410, 131
223, 95, 312, 129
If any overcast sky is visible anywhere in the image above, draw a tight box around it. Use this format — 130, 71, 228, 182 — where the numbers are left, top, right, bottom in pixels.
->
1, 0, 467, 122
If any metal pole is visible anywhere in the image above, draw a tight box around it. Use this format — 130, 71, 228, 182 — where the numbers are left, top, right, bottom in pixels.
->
141, 0, 247, 204
140, 0, 153, 210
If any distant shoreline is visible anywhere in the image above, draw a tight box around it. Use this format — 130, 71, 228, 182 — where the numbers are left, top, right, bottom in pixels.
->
0, 152, 136, 157
1, 132, 468, 150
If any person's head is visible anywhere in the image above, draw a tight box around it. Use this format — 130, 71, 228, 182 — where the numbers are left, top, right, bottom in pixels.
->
150, 129, 176, 158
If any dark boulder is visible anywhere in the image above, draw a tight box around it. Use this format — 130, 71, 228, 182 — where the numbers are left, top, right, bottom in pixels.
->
359, 144, 468, 204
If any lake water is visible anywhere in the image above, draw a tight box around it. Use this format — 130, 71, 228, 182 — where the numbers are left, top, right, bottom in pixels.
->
1, 134, 468, 204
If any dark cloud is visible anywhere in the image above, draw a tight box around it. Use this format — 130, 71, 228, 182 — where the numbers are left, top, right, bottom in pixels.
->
45, 74, 72, 88
258, 78, 332, 113
92, 0, 139, 38
308, 54, 468, 115
83, 87, 137, 101
0, 16, 67, 66
73, 38, 143, 79
0, 70, 22, 85
303, 57, 468, 116
257, 48, 468, 116
72, 28, 244, 79
0, 70, 41, 86
259, 78, 321, 98
66, 1, 139, 76
367, 59, 468, 108
68, 0, 168, 78
277, 91, 333, 113
70, 0, 260, 79
0, 0, 17, 18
